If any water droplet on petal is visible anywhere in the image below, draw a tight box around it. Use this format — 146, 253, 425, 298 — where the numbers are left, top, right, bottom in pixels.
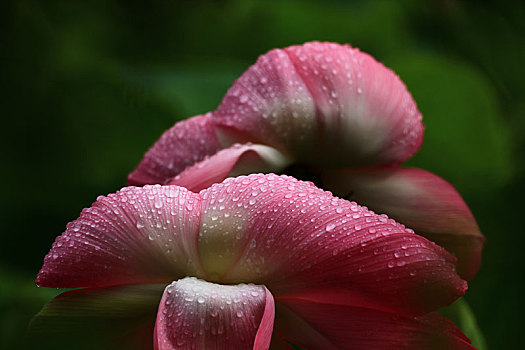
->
325, 223, 336, 232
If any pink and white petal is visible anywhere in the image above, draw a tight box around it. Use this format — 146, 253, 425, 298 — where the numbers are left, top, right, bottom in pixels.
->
213, 42, 423, 168
168, 143, 292, 192
128, 113, 223, 186
27, 284, 165, 350
154, 277, 274, 350
198, 174, 466, 316
36, 185, 204, 288
212, 47, 319, 160
285, 42, 424, 166
276, 300, 474, 350
322, 167, 485, 280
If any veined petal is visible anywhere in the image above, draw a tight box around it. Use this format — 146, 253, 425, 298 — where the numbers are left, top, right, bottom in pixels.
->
197, 174, 466, 315
213, 47, 319, 161
213, 41, 423, 168
276, 300, 474, 350
27, 284, 165, 350
128, 113, 222, 186
168, 143, 292, 192
154, 277, 274, 350
322, 167, 485, 280
36, 185, 204, 288
285, 42, 424, 166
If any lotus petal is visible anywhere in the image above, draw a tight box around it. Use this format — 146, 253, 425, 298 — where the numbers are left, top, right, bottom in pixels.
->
168, 143, 291, 192
36, 185, 204, 288
322, 167, 484, 280
128, 113, 222, 186
154, 277, 274, 350
27, 284, 165, 350
275, 300, 474, 349
213, 42, 423, 168
197, 174, 466, 315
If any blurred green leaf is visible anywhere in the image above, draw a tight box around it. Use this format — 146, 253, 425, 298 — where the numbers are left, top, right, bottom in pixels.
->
122, 60, 244, 116
439, 298, 487, 350
0, 267, 64, 350
391, 52, 514, 195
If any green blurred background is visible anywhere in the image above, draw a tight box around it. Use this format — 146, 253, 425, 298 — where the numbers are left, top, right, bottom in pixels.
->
1, 0, 524, 348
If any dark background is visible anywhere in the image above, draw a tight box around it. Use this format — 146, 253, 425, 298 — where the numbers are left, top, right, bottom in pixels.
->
1, 0, 524, 348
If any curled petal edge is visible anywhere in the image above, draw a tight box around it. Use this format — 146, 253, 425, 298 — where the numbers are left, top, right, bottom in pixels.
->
168, 143, 292, 192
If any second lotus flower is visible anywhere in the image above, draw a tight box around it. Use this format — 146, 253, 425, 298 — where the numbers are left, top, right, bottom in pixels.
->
128, 42, 484, 281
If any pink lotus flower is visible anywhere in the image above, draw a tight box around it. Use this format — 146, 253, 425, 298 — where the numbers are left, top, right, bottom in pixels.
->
128, 42, 484, 281
36, 174, 474, 349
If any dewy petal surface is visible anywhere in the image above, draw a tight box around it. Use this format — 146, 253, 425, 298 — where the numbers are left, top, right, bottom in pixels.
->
276, 300, 474, 350
212, 46, 319, 160
168, 143, 292, 193
154, 277, 274, 350
197, 174, 466, 315
128, 113, 222, 186
36, 185, 204, 288
322, 167, 485, 280
213, 41, 423, 168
